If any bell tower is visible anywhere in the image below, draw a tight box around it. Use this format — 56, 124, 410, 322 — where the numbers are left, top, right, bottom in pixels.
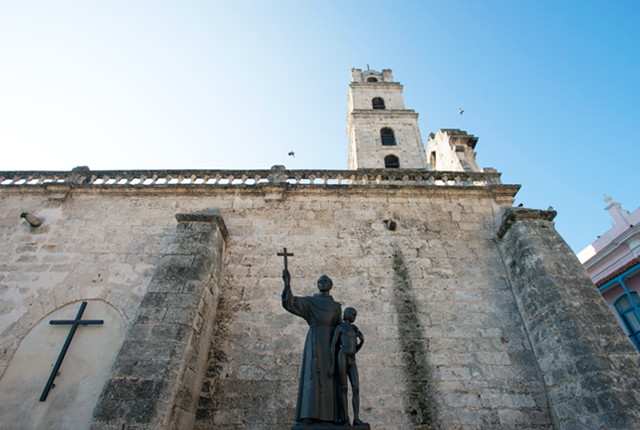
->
347, 68, 428, 170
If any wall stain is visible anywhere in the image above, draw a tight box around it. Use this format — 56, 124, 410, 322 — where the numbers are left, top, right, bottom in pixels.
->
195, 303, 232, 425
391, 245, 438, 429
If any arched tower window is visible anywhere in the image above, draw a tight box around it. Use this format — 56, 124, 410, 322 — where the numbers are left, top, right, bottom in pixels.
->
372, 97, 385, 109
384, 155, 399, 168
614, 292, 640, 351
367, 77, 378, 82
381, 128, 396, 146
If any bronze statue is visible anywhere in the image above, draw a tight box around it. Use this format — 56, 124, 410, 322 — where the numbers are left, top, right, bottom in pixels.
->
282, 267, 343, 425
280, 248, 369, 428
329, 308, 367, 427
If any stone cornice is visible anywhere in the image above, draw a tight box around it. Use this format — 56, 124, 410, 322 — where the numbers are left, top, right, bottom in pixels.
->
0, 167, 520, 205
497, 208, 557, 239
175, 208, 229, 242
0, 181, 520, 202
350, 110, 417, 118
349, 82, 402, 88
0, 167, 505, 189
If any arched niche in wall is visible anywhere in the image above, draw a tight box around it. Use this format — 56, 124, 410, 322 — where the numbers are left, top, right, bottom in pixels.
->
0, 300, 125, 430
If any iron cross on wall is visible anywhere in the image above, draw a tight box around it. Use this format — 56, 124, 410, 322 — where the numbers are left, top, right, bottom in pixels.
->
39, 301, 104, 401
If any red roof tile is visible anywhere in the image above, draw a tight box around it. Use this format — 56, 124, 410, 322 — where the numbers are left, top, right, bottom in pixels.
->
595, 256, 640, 287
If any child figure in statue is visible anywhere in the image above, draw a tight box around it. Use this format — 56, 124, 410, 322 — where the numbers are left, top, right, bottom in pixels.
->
329, 307, 367, 427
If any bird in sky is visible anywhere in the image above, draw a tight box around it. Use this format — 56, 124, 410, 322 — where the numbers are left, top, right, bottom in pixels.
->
288, 151, 295, 158
458, 108, 464, 115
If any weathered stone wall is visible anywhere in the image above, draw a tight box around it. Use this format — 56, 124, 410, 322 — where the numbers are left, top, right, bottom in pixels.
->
0, 300, 125, 430
0, 191, 177, 380
497, 208, 640, 429
346, 72, 428, 171
348, 83, 406, 110
347, 115, 427, 170
426, 131, 466, 172
91, 209, 227, 430
188, 185, 553, 429
1, 182, 560, 429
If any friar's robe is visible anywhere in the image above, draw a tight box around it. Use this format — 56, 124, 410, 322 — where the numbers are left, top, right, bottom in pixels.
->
282, 288, 343, 423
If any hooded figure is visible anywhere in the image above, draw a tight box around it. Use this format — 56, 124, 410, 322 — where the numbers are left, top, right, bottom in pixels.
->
282, 271, 344, 425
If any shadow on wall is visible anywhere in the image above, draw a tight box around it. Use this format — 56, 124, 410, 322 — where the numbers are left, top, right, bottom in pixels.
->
392, 245, 437, 428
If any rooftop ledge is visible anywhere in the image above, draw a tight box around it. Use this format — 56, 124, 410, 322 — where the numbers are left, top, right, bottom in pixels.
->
0, 166, 507, 189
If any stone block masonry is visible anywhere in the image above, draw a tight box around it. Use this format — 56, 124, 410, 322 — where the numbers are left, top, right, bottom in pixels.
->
91, 209, 228, 430
5, 170, 629, 429
192, 185, 553, 430
498, 208, 640, 429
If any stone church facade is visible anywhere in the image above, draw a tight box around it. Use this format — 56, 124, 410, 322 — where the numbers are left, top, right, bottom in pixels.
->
0, 69, 638, 430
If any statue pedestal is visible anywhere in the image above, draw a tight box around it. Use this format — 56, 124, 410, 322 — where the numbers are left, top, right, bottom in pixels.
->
291, 423, 370, 430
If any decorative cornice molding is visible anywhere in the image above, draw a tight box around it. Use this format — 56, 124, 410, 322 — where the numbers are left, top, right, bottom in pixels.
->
497, 208, 557, 239
175, 208, 229, 242
0, 167, 505, 189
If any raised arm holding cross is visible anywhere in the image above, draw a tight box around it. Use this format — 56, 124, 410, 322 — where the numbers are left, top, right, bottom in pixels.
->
278, 247, 347, 425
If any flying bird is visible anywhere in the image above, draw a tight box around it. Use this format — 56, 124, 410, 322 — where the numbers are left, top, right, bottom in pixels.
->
458, 108, 464, 115
288, 151, 295, 158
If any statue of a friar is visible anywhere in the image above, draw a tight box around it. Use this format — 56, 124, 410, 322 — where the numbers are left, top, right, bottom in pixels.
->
280, 249, 344, 426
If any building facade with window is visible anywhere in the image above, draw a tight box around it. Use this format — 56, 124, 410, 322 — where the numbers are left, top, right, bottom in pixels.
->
578, 196, 640, 350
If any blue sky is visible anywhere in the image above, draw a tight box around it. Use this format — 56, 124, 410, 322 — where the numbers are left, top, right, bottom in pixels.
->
1, 1, 639, 253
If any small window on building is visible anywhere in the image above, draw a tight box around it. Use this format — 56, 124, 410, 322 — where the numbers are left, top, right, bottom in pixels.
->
384, 155, 399, 168
614, 291, 640, 351
381, 128, 396, 146
430, 151, 436, 169
367, 77, 378, 82
372, 97, 385, 109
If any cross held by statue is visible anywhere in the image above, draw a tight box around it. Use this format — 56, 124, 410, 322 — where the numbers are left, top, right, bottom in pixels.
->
278, 247, 294, 270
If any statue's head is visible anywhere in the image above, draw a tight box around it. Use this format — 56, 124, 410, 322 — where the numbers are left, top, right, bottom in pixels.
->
317, 275, 333, 293
344, 307, 357, 322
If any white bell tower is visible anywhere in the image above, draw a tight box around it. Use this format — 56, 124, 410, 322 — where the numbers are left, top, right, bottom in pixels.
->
347, 68, 428, 170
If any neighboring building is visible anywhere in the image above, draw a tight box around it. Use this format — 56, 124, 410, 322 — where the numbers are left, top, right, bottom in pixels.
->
578, 196, 640, 350
0, 69, 639, 430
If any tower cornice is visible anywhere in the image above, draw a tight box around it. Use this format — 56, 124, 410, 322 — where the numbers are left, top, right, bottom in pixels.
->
349, 82, 402, 88
350, 110, 417, 117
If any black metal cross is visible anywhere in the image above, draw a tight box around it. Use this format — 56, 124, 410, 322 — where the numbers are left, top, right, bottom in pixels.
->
277, 247, 294, 270
40, 301, 103, 401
